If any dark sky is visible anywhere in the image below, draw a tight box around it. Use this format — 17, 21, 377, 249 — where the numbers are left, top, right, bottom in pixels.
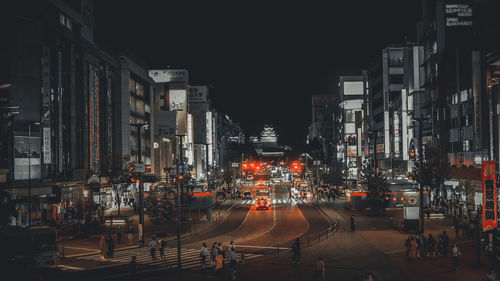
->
94, 1, 421, 151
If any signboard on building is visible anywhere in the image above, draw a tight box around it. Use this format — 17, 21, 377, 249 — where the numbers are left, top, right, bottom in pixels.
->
445, 4, 473, 27
169, 89, 187, 111
135, 164, 145, 173
232, 162, 239, 168
376, 144, 384, 153
149, 69, 189, 83
343, 81, 363, 96
312, 95, 334, 106
188, 86, 208, 103
482, 161, 497, 232
14, 136, 41, 180
156, 111, 177, 138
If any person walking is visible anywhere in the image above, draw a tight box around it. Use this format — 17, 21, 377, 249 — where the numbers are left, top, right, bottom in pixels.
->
405, 235, 412, 259
215, 244, 224, 271
127, 225, 134, 245
427, 233, 436, 258
451, 242, 461, 271
99, 235, 108, 261
291, 238, 301, 264
107, 234, 115, 258
484, 268, 498, 281
229, 248, 238, 268
159, 237, 167, 260
116, 226, 123, 243
149, 237, 158, 260
442, 231, 450, 257
211, 242, 218, 268
350, 215, 356, 231
129, 256, 137, 277
200, 243, 208, 269
408, 237, 417, 261
314, 257, 325, 281
229, 240, 235, 252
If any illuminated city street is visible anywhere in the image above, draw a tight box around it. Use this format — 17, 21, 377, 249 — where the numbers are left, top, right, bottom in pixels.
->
2, 1, 500, 281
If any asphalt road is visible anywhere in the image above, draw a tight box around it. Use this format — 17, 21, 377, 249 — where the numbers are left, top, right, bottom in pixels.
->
43, 184, 333, 280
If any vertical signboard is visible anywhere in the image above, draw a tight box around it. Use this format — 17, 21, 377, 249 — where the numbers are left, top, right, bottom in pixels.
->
169, 89, 187, 111
482, 161, 497, 232
14, 136, 41, 180
89, 65, 100, 173
41, 46, 51, 164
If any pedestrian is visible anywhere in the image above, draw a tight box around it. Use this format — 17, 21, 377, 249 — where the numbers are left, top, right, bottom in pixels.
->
350, 215, 356, 231
107, 234, 115, 258
427, 233, 436, 258
130, 256, 137, 277
225, 268, 238, 281
409, 237, 417, 260
150, 237, 158, 260
116, 226, 123, 243
291, 238, 301, 264
314, 257, 325, 281
99, 235, 108, 261
405, 235, 412, 259
484, 268, 498, 281
215, 244, 224, 271
159, 236, 167, 259
229, 248, 238, 268
364, 272, 374, 281
451, 242, 461, 270
240, 252, 245, 264
211, 242, 218, 268
333, 192, 336, 204
229, 240, 235, 252
127, 225, 134, 244
200, 243, 208, 269
442, 231, 450, 257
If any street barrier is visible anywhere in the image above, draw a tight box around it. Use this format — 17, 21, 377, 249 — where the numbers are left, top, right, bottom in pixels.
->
275, 221, 339, 256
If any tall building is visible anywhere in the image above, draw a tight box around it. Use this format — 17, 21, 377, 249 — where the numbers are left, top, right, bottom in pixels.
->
310, 95, 335, 166
337, 75, 368, 180
368, 45, 424, 177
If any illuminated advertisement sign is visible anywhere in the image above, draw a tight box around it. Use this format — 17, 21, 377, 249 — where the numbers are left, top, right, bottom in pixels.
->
445, 4, 472, 27
149, 69, 189, 83
482, 161, 497, 232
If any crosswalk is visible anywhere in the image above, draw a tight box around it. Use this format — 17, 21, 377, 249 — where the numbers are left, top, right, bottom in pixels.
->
239, 198, 314, 205
75, 246, 262, 270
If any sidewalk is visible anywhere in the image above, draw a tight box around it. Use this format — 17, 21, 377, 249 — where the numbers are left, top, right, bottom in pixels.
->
59, 199, 237, 258
310, 198, 492, 281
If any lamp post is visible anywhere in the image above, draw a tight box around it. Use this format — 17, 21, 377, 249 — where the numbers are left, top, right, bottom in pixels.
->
28, 121, 40, 227
130, 122, 148, 246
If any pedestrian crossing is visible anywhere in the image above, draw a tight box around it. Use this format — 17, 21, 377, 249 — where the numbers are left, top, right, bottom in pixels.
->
239, 198, 315, 205
75, 246, 262, 270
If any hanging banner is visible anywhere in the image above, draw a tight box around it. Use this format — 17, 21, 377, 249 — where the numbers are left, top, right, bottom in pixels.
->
482, 161, 497, 232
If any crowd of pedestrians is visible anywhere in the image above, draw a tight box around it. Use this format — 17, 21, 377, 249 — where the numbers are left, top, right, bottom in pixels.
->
405, 231, 450, 260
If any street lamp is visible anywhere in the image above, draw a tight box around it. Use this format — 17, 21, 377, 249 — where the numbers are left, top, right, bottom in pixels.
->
130, 122, 148, 246
28, 121, 40, 227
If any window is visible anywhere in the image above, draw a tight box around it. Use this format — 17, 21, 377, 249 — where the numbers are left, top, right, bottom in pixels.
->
130, 96, 136, 111
345, 110, 355, 123
59, 14, 72, 30
463, 140, 470, 152
460, 89, 468, 102
389, 74, 404, 85
130, 79, 136, 94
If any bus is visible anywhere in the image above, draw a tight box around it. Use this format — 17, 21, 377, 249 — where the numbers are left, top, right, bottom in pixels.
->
0, 227, 58, 274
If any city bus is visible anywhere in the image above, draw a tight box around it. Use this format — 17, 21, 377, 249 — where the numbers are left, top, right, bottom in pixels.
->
0, 227, 58, 274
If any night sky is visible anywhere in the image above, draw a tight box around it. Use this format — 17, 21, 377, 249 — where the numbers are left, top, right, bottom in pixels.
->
94, 1, 421, 151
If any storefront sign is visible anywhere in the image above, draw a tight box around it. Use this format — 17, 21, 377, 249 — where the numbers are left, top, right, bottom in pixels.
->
376, 144, 384, 153
482, 161, 497, 232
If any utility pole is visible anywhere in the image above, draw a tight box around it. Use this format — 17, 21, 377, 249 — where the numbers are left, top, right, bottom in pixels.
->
131, 123, 147, 246
28, 122, 40, 227
176, 134, 185, 269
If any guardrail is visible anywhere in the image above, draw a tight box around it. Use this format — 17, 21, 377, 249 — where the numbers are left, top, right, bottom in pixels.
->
274, 221, 340, 256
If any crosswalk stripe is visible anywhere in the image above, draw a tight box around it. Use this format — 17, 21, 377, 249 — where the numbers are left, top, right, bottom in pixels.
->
74, 246, 262, 271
